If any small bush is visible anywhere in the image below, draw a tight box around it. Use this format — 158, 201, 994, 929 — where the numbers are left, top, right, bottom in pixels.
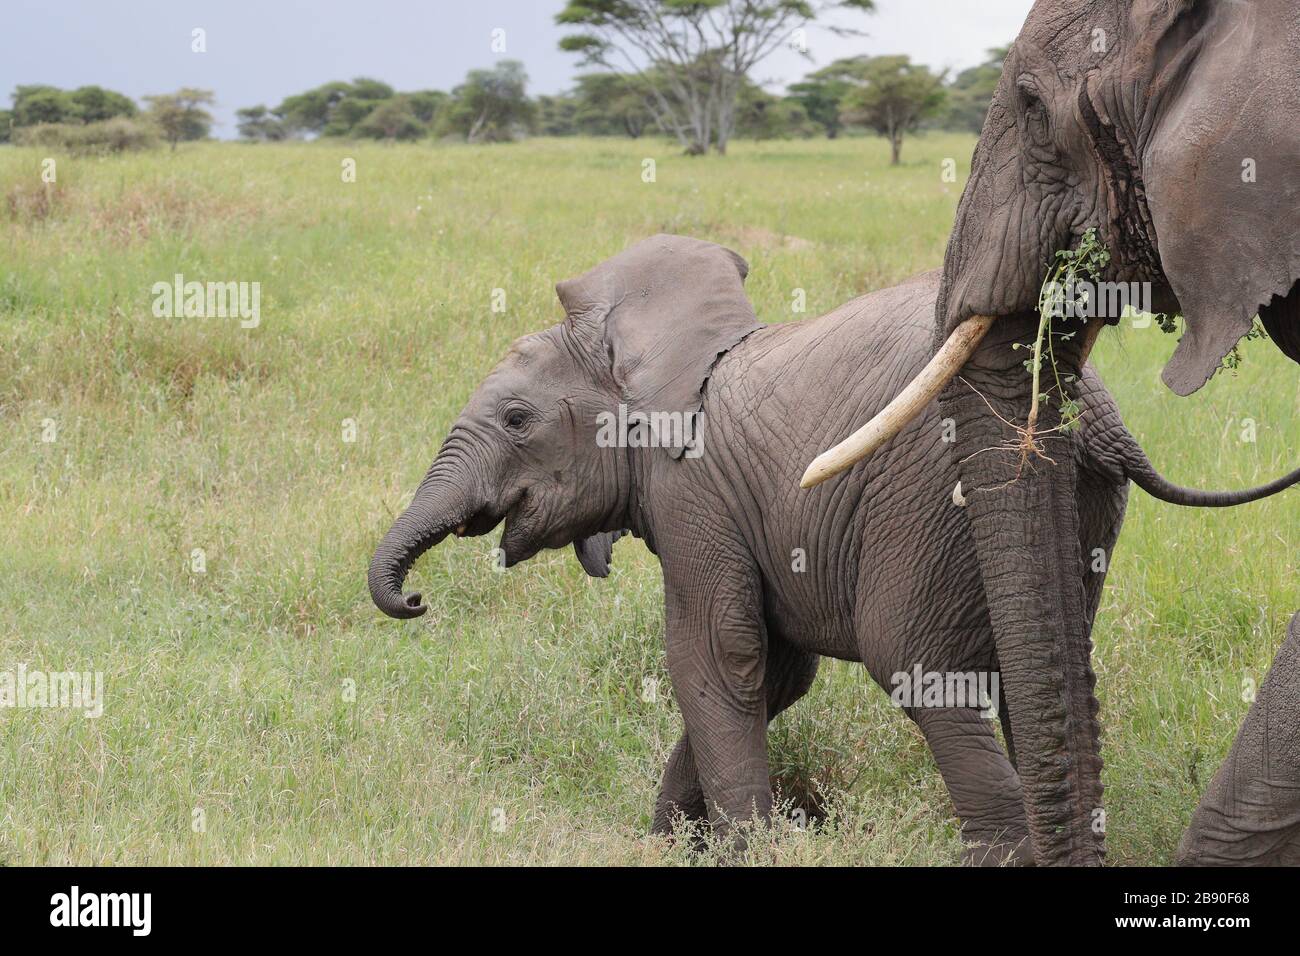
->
15, 117, 158, 155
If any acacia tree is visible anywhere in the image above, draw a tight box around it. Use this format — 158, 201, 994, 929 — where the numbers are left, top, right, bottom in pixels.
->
11, 85, 137, 127
271, 79, 392, 137
787, 60, 856, 138
274, 82, 351, 136
838, 55, 946, 165
11, 86, 73, 125
68, 86, 138, 123
572, 73, 653, 138
235, 105, 287, 141
356, 97, 425, 141
440, 60, 535, 143
557, 0, 875, 155
144, 88, 215, 149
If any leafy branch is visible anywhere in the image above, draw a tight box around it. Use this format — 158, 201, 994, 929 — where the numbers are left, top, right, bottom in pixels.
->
1021, 227, 1109, 437
967, 230, 1110, 487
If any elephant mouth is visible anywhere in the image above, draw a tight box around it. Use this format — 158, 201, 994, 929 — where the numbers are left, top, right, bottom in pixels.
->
498, 488, 546, 567
447, 490, 540, 566
456, 503, 508, 538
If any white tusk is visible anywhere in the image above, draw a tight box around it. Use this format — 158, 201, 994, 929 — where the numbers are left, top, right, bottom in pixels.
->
952, 481, 967, 507
800, 314, 996, 489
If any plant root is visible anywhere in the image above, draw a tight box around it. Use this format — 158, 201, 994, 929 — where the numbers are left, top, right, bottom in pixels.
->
957, 378, 1066, 493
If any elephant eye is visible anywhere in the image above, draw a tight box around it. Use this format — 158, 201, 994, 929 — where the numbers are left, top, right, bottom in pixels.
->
504, 409, 529, 431
1016, 74, 1041, 103
1016, 77, 1052, 146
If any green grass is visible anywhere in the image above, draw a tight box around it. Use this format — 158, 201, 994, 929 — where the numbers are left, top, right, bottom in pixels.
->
0, 134, 1295, 865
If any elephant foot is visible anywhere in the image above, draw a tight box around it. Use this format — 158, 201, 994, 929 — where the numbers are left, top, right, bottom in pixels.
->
651, 792, 711, 853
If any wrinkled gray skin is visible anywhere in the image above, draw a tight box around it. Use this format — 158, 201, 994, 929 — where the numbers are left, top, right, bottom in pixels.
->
369, 236, 1296, 863
934, 0, 1299, 863
1179, 612, 1300, 866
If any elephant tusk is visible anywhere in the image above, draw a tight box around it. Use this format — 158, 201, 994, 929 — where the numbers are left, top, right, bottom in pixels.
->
800, 314, 996, 489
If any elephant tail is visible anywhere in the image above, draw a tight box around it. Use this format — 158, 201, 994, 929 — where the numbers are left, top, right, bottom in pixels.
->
1114, 429, 1300, 507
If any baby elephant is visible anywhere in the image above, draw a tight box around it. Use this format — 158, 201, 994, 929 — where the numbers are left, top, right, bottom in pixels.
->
369, 235, 1297, 864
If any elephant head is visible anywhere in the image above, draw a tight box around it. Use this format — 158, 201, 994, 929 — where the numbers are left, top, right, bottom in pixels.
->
803, 0, 1298, 865
937, 0, 1299, 393
807, 0, 1300, 481
368, 234, 758, 619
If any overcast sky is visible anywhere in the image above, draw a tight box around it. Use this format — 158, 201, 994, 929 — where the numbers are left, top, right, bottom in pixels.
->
1, 0, 1034, 138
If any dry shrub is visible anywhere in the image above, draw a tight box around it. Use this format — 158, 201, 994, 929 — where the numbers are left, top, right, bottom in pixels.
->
90, 184, 263, 243
4, 180, 67, 223
15, 118, 158, 156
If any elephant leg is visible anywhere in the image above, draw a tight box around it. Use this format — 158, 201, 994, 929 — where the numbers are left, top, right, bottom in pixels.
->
913, 706, 1032, 866
652, 637, 819, 835
651, 735, 709, 835
1178, 612, 1300, 866
660, 545, 772, 844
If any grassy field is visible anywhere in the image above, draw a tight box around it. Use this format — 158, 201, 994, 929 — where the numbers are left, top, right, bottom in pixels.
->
1, 134, 1295, 865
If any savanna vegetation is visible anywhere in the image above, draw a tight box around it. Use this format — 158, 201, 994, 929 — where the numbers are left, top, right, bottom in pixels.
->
1, 0, 999, 158
1, 134, 1294, 864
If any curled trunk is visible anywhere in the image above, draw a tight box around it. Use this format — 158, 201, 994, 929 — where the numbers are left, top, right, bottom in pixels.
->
1074, 394, 1300, 508
1120, 449, 1300, 508
368, 471, 475, 620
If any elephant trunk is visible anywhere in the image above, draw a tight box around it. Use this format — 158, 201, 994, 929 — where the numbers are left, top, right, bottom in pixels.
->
1119, 442, 1300, 508
368, 458, 478, 620
942, 319, 1105, 865
1074, 377, 1300, 508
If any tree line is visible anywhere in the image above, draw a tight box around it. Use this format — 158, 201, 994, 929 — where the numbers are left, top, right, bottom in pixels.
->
0, 85, 217, 153
1, 0, 1006, 163
1, 48, 1002, 160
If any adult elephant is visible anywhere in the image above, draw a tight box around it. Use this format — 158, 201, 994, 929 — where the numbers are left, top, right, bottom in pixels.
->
804, 0, 1299, 864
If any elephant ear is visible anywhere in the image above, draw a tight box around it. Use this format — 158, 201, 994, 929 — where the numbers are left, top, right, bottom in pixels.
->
573, 530, 624, 578
555, 234, 760, 459
1132, 0, 1300, 394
